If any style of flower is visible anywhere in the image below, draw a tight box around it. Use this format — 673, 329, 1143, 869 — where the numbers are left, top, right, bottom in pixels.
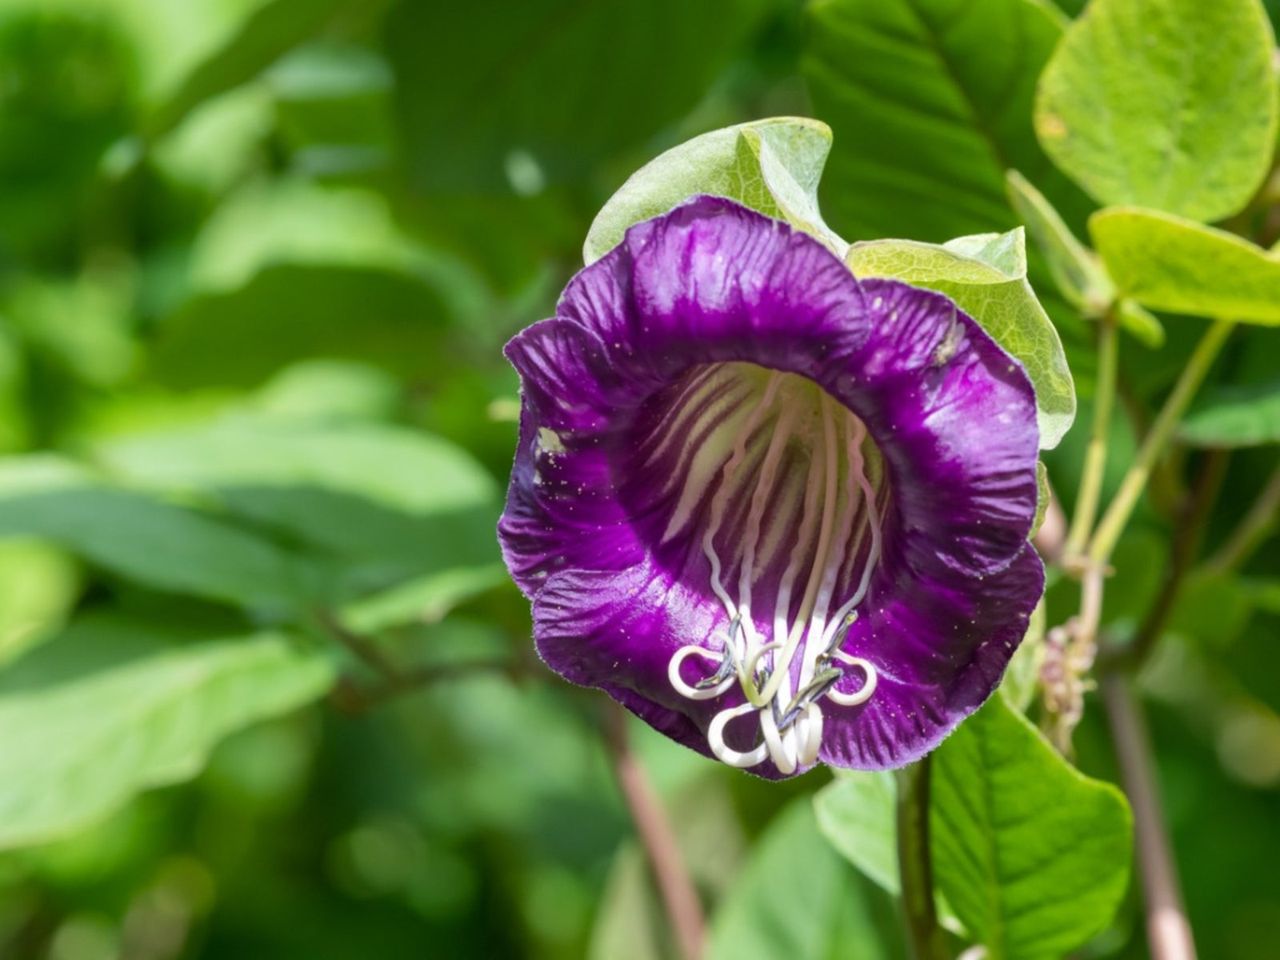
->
499, 196, 1044, 778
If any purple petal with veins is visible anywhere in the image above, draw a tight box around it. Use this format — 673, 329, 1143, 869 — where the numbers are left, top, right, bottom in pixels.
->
499, 196, 1044, 778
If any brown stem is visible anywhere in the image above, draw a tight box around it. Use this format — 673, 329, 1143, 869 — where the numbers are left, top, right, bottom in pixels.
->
1105, 451, 1227, 671
319, 609, 516, 712
319, 609, 401, 679
604, 706, 706, 960
1205, 461, 1280, 574
1102, 675, 1197, 960
330, 659, 515, 713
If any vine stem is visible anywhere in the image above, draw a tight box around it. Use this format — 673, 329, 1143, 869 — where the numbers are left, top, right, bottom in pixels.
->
1088, 319, 1235, 565
896, 759, 949, 960
1105, 451, 1227, 671
604, 706, 706, 960
1205, 461, 1280, 573
1065, 311, 1119, 559
1102, 675, 1197, 960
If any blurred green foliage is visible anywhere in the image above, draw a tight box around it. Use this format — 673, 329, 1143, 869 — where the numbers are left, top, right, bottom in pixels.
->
0, 1, 1278, 959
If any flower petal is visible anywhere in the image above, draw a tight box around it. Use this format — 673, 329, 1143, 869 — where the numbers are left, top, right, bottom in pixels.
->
501, 196, 1045, 774
819, 542, 1046, 769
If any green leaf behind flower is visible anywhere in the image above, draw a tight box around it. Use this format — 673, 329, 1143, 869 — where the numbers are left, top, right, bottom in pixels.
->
385, 0, 772, 193
1091, 208, 1280, 326
583, 117, 845, 263
847, 230, 1076, 449
804, 0, 1083, 244
1035, 0, 1278, 223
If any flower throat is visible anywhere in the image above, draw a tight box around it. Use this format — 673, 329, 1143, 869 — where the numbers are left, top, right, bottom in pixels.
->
660, 366, 885, 774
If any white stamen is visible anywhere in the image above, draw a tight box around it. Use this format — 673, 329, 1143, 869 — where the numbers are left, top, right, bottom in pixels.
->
699, 373, 782, 615
827, 652, 878, 706
753, 395, 838, 710
799, 406, 865, 692
667, 644, 735, 700
820, 417, 883, 649
736, 400, 801, 651
663, 366, 886, 772
798, 703, 823, 765
760, 705, 797, 775
708, 703, 770, 768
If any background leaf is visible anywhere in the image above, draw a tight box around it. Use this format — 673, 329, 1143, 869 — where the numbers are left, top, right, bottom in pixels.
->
804, 0, 1085, 243
1006, 170, 1110, 308
0, 481, 318, 614
708, 799, 888, 960
384, 0, 772, 191
147, 0, 362, 136
813, 771, 964, 933
812, 771, 900, 896
1034, 0, 1278, 222
1179, 379, 1280, 447
1091, 208, 1280, 326
152, 264, 457, 388
930, 696, 1133, 960
94, 416, 501, 590
0, 619, 333, 849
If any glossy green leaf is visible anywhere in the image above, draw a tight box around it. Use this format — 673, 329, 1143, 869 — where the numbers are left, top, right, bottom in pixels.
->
385, 0, 771, 192
1180, 379, 1280, 447
1091, 208, 1280, 326
584, 118, 844, 263
0, 620, 332, 849
805, 0, 1083, 243
847, 230, 1076, 448
0, 483, 317, 613
931, 696, 1133, 960
708, 800, 886, 960
1035, 0, 1278, 222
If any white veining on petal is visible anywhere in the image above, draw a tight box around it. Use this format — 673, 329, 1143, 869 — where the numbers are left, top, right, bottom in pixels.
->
656, 363, 886, 771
